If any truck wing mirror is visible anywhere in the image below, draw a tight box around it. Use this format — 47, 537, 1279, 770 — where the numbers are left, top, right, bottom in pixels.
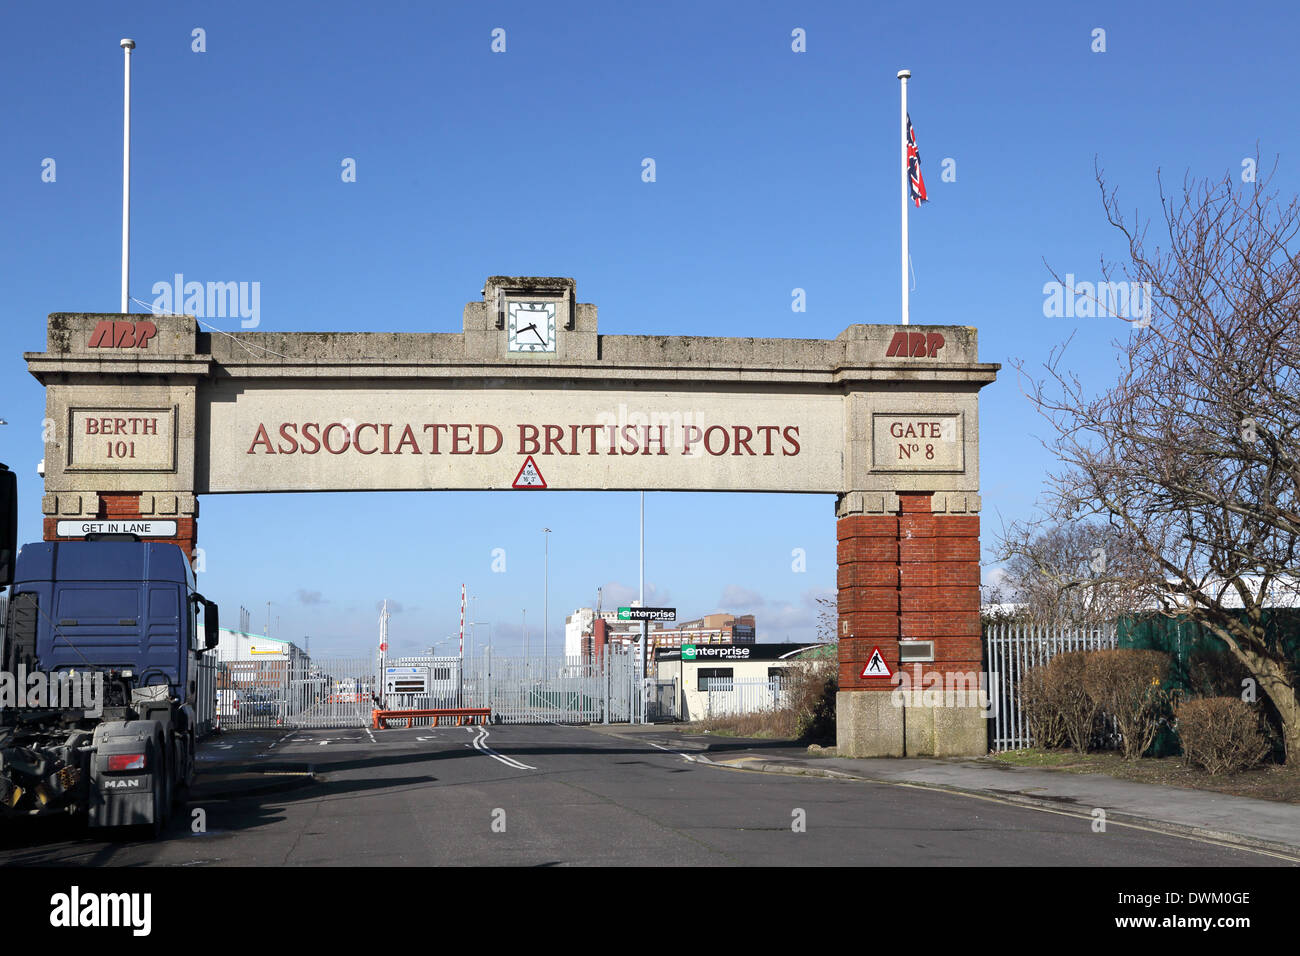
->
0, 463, 16, 589
204, 600, 220, 650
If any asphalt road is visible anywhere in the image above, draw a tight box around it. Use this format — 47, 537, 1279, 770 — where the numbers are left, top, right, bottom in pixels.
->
0, 724, 1291, 866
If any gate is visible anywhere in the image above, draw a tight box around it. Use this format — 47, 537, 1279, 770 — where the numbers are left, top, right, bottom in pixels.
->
646, 679, 678, 722
213, 647, 650, 729
217, 655, 375, 729
983, 622, 1118, 751
459, 649, 637, 724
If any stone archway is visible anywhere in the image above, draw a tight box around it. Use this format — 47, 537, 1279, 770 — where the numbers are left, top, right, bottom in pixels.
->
26, 276, 998, 756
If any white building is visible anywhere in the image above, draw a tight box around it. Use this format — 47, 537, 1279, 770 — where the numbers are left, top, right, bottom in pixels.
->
564, 607, 633, 657
213, 627, 307, 667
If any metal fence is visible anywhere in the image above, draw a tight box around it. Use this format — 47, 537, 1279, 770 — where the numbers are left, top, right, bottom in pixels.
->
195, 653, 219, 737
459, 649, 638, 724
214, 655, 376, 730
647, 679, 678, 722
204, 647, 645, 730
984, 622, 1118, 751
697, 677, 791, 719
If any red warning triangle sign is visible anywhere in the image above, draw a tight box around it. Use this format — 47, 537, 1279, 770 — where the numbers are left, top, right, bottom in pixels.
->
512, 455, 547, 489
860, 645, 893, 679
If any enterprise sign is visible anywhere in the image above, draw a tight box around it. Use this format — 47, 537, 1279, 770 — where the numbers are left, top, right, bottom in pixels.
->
617, 606, 676, 622
662, 643, 829, 662
682, 644, 754, 661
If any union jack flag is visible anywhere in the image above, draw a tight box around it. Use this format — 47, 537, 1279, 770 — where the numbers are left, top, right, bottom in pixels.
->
906, 113, 927, 208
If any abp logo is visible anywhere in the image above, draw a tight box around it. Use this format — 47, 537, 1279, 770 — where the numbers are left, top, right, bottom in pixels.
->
87, 320, 158, 349
885, 330, 945, 358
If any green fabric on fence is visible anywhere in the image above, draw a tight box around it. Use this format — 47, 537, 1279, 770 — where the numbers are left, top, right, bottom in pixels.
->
1117, 611, 1300, 756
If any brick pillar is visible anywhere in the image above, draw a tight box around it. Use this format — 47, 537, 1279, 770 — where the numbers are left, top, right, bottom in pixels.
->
837, 512, 901, 690
43, 492, 198, 564
898, 493, 982, 687
591, 618, 609, 667
837, 492, 985, 757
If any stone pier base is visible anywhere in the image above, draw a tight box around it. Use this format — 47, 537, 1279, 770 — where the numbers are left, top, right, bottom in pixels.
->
836, 691, 988, 757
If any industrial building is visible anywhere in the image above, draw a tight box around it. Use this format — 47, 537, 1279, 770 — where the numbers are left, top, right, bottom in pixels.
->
213, 627, 308, 666
564, 608, 757, 673
654, 642, 832, 721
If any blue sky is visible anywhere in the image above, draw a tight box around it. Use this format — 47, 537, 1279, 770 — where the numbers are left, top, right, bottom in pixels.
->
2, 1, 1292, 656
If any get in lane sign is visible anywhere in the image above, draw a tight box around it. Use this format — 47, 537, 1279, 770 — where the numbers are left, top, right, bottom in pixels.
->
617, 606, 676, 622
55, 519, 178, 537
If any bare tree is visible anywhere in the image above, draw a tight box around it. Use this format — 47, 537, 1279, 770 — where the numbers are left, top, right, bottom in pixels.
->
1010, 158, 1300, 759
997, 521, 1153, 624
814, 595, 839, 643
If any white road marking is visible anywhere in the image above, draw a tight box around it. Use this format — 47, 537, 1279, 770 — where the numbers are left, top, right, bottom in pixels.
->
464, 726, 536, 770
648, 741, 708, 764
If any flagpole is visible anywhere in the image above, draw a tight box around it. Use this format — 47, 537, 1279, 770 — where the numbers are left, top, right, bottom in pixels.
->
121, 39, 135, 315
898, 69, 910, 326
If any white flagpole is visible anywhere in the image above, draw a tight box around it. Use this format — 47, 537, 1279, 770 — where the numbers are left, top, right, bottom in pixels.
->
898, 69, 910, 326
120, 39, 135, 315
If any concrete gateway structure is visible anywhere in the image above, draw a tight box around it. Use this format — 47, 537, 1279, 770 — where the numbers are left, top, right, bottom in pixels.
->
26, 276, 999, 757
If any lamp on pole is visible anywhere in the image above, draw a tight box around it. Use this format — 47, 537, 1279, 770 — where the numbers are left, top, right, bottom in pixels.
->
469, 595, 478, 661
542, 528, 552, 663
639, 492, 646, 723
470, 623, 489, 652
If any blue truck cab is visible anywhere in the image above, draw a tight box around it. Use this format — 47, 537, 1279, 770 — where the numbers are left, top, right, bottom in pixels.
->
1, 517, 219, 834
10, 541, 206, 702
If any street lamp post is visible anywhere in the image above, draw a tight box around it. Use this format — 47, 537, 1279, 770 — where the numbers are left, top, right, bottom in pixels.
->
542, 528, 551, 666
469, 595, 478, 662
473, 623, 491, 656
640, 492, 646, 723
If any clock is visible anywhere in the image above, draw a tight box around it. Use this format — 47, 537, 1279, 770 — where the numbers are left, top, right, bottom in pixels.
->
507, 301, 557, 353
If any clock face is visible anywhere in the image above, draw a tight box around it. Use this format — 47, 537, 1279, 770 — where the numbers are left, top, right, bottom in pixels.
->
507, 301, 557, 353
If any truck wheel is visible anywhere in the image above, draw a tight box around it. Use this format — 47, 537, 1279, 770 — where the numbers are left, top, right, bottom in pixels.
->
160, 743, 173, 821
147, 740, 171, 839
134, 744, 163, 840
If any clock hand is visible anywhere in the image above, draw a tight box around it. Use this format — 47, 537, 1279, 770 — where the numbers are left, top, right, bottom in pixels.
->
532, 325, 547, 343
517, 322, 537, 335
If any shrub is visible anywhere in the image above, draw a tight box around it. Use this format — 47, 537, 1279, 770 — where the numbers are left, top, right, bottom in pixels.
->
1027, 651, 1101, 754
1082, 649, 1176, 760
1175, 697, 1271, 775
788, 659, 837, 742
698, 709, 799, 739
695, 659, 837, 743
1018, 665, 1067, 750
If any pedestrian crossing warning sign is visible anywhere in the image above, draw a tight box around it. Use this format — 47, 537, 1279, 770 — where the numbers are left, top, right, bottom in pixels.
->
512, 455, 547, 489
860, 646, 893, 679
